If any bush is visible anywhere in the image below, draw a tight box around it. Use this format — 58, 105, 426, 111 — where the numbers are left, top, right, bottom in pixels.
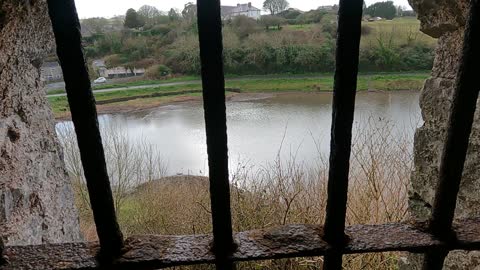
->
321, 21, 337, 37
145, 64, 172, 79
64, 118, 412, 270
82, 14, 434, 75
104, 54, 124, 67
359, 41, 434, 72
259, 15, 286, 30
150, 25, 172, 36
361, 25, 373, 36
398, 43, 434, 70
230, 15, 258, 39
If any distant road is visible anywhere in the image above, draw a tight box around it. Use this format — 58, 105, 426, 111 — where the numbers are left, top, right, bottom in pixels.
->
46, 73, 427, 98
47, 80, 201, 97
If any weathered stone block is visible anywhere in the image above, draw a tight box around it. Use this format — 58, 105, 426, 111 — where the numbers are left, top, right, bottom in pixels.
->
0, 0, 81, 245
406, 0, 480, 268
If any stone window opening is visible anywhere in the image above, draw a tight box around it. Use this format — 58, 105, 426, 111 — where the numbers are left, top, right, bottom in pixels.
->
0, 0, 480, 269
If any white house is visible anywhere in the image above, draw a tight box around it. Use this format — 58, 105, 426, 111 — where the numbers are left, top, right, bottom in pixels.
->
221, 3, 261, 20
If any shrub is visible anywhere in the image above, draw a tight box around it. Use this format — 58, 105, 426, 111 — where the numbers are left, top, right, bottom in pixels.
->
361, 25, 373, 36
259, 15, 286, 30
150, 25, 172, 36
322, 21, 337, 37
104, 54, 124, 67
145, 64, 172, 79
165, 34, 201, 74
62, 117, 412, 270
398, 43, 434, 70
230, 15, 258, 39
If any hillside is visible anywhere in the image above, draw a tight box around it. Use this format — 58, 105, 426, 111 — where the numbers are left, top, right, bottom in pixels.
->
80, 13, 436, 78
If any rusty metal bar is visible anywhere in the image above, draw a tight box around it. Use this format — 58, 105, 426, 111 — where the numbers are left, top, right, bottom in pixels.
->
0, 240, 4, 265
2, 218, 480, 270
322, 0, 364, 269
196, 0, 235, 269
422, 1, 480, 269
46, 0, 124, 257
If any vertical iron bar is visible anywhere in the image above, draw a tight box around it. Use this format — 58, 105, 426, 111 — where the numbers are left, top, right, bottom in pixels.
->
0, 240, 4, 265
196, 0, 235, 269
322, 0, 364, 269
46, 0, 124, 257
422, 0, 480, 269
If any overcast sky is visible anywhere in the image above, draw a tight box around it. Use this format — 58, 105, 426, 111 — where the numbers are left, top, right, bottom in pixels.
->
75, 0, 413, 19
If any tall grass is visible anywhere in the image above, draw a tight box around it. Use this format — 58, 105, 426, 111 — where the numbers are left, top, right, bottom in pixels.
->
57, 116, 413, 269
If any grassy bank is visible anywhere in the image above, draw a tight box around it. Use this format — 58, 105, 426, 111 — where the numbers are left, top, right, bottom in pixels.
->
48, 73, 428, 118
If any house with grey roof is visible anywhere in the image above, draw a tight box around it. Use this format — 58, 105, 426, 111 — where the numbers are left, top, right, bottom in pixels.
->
221, 3, 261, 20
40, 61, 63, 82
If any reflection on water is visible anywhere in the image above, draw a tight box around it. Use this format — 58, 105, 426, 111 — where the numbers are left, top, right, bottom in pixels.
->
57, 91, 421, 175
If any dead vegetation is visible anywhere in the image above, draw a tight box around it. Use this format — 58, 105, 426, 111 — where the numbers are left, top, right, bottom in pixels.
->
57, 116, 414, 269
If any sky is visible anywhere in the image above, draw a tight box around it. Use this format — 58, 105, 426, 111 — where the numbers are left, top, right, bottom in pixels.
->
75, 0, 413, 19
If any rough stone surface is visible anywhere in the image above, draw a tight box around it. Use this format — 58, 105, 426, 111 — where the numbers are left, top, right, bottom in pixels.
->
2, 220, 480, 269
0, 0, 82, 245
405, 0, 480, 268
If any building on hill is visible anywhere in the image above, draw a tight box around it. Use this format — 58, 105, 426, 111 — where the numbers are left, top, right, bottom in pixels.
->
92, 59, 107, 77
40, 61, 63, 82
221, 3, 261, 20
104, 66, 145, 78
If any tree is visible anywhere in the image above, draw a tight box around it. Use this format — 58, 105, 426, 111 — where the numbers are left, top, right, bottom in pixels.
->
297, 9, 327, 24
365, 1, 397, 20
230, 15, 258, 38
263, 0, 289, 15
396, 5, 404, 17
402, 9, 417, 17
81, 17, 109, 35
259, 15, 286, 30
168, 8, 181, 21
138, 5, 162, 26
124, 8, 145, 29
277, 8, 302, 20
182, 2, 197, 22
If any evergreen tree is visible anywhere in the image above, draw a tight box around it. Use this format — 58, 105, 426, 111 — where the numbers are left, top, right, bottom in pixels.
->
124, 8, 145, 29
168, 8, 181, 21
365, 1, 397, 20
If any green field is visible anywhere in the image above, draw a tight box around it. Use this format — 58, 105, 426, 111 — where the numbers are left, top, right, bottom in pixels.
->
361, 17, 436, 47
48, 73, 429, 117
287, 17, 436, 48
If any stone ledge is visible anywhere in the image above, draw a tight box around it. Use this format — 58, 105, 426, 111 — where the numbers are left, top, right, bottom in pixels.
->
1, 218, 480, 269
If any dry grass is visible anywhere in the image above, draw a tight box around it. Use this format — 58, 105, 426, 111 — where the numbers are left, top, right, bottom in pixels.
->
58, 116, 414, 269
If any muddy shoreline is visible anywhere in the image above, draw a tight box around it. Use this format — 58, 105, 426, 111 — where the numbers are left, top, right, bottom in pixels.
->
54, 92, 277, 121
54, 89, 418, 121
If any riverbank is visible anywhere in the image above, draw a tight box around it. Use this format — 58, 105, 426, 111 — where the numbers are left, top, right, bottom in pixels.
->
49, 73, 427, 119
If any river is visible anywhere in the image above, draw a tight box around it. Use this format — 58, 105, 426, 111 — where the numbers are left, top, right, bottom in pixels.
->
57, 91, 422, 176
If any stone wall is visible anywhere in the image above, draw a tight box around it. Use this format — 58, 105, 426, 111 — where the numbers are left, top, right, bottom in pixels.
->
406, 0, 480, 268
0, 0, 82, 245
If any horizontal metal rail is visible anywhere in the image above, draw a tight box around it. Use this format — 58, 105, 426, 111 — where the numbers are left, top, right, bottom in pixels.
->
2, 218, 480, 270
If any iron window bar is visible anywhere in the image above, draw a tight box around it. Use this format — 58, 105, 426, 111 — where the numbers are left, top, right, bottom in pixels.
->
197, 0, 236, 269
0, 0, 479, 269
45, 0, 124, 259
322, 0, 364, 268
